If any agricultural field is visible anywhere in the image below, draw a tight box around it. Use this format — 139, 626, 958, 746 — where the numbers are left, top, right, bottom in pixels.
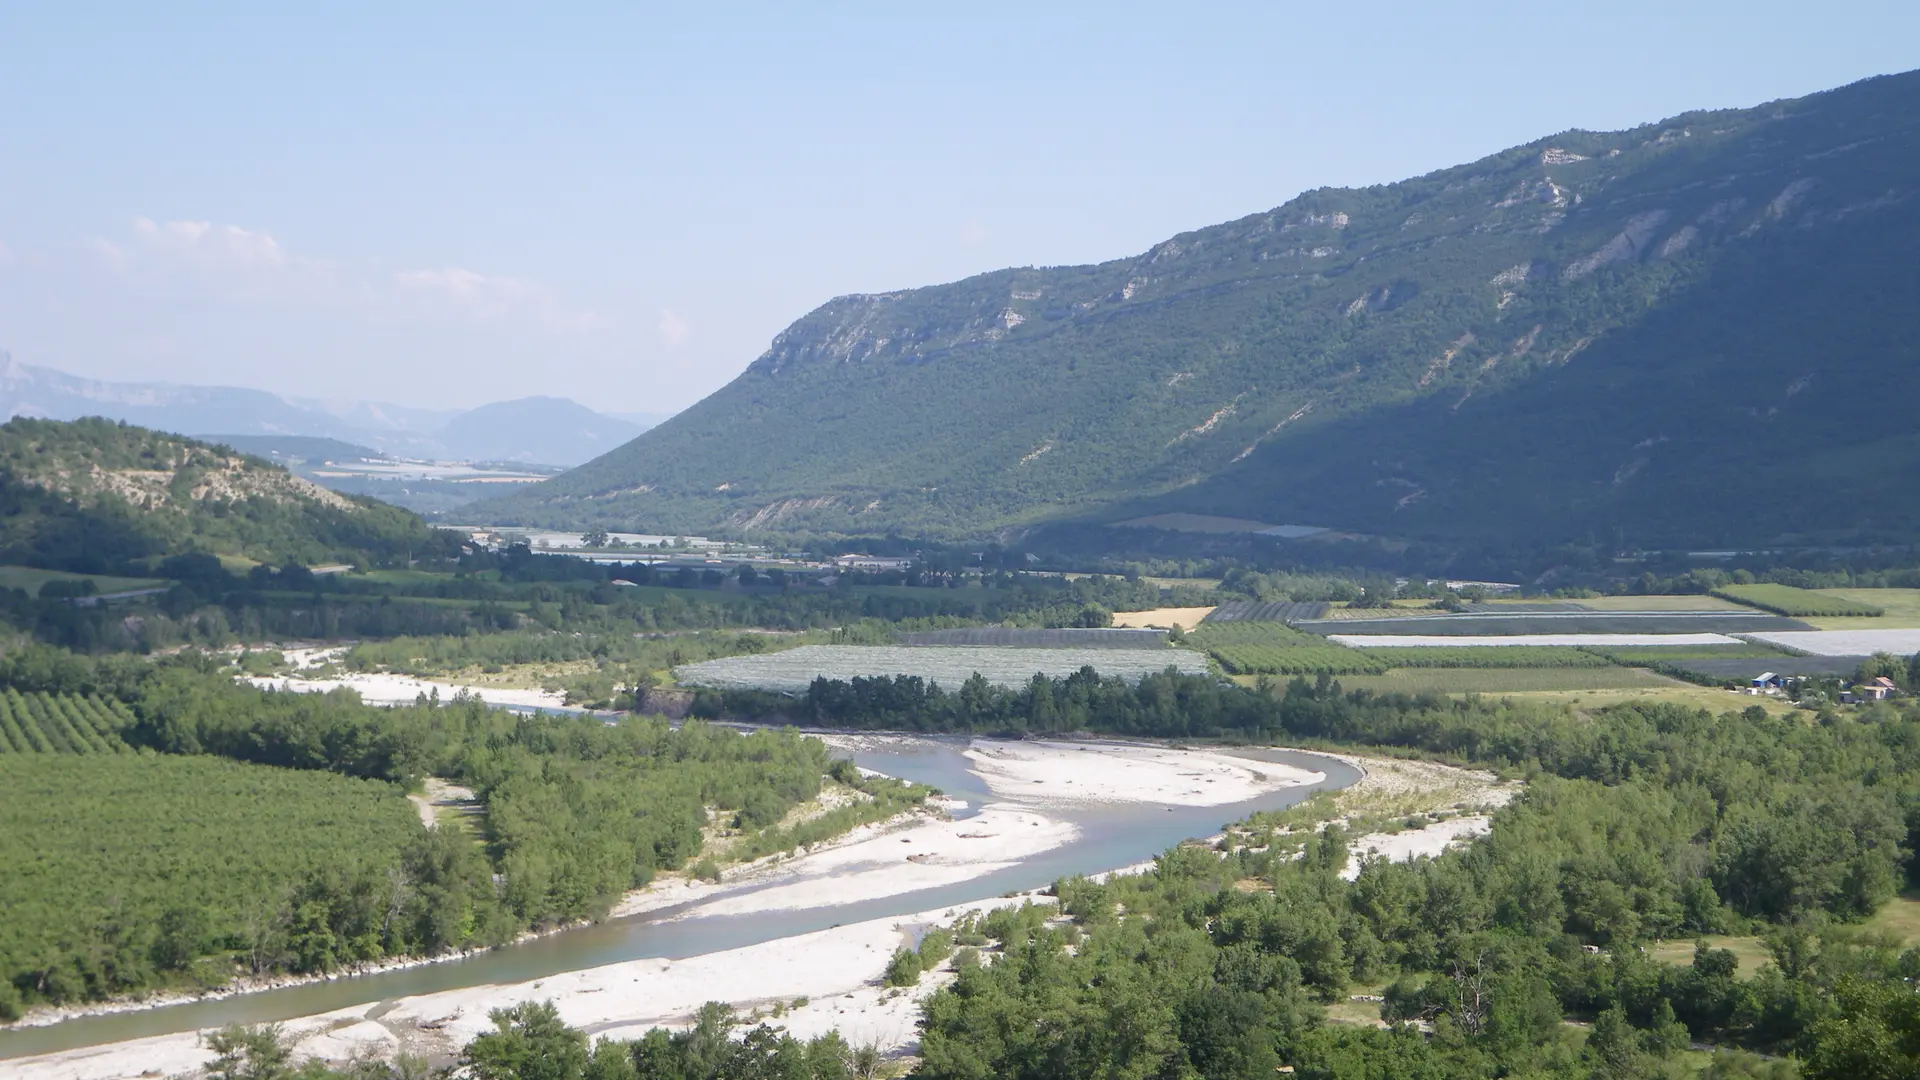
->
1804, 588, 1920, 629
898, 627, 1169, 649
1713, 583, 1886, 617
1669, 655, 1870, 681
1584, 644, 1791, 663
1204, 601, 1331, 623
1744, 629, 1920, 657
1330, 667, 1683, 694
1187, 621, 1385, 675
673, 644, 1210, 693
0, 689, 135, 753
1110, 607, 1216, 631
1352, 646, 1613, 669
1329, 633, 1747, 648
1303, 612, 1804, 636
0, 754, 423, 1002
0, 565, 166, 598
1568, 595, 1749, 612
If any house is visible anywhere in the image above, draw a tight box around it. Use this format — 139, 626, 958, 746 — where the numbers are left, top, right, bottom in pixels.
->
1859, 677, 1898, 702
1750, 672, 1782, 692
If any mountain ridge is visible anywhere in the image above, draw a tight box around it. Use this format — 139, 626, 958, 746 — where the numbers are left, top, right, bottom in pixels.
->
464, 70, 1920, 544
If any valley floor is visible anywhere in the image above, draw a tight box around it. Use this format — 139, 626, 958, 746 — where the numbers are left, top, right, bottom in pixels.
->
2, 740, 1501, 1079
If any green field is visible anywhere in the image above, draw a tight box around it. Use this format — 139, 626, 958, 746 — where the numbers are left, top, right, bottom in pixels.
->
1713, 583, 1885, 617
1332, 667, 1684, 694
0, 754, 423, 1004
1570, 595, 1748, 612
0, 565, 166, 598
1355, 646, 1613, 669
0, 689, 135, 754
1806, 588, 1920, 629
1188, 621, 1385, 675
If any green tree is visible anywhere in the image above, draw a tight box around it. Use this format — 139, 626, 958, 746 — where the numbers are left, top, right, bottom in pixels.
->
461, 1000, 591, 1080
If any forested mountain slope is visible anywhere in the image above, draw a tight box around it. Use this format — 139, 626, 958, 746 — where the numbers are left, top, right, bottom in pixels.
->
0, 418, 453, 571
477, 71, 1920, 545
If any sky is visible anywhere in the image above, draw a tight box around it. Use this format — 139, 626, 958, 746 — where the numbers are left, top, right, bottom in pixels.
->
2, 2, 1916, 416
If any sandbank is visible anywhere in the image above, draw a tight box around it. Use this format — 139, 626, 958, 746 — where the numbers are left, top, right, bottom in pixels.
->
240, 673, 569, 711
965, 738, 1324, 806
5, 897, 1046, 1080
1340, 815, 1493, 880
611, 802, 1074, 921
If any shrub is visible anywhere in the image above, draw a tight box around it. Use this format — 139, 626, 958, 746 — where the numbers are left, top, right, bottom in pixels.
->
883, 946, 923, 987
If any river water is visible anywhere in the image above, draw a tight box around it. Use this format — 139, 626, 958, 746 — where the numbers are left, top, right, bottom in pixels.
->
0, 739, 1357, 1060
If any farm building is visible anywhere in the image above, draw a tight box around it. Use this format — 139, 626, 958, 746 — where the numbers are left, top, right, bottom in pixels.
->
1859, 677, 1899, 702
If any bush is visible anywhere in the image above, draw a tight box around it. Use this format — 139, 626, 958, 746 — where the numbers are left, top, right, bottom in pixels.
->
918, 927, 954, 967
883, 946, 923, 987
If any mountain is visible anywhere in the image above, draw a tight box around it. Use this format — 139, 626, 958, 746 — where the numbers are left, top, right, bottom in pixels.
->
473, 70, 1920, 548
0, 417, 453, 572
435, 397, 644, 465
0, 357, 656, 467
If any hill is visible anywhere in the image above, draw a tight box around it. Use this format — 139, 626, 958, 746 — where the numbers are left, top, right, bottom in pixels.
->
435, 396, 645, 465
0, 417, 452, 572
200, 434, 388, 464
0, 356, 657, 467
473, 70, 1920, 548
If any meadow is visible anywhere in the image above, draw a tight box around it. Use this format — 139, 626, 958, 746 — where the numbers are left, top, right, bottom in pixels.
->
0, 565, 165, 598
1713, 582, 1886, 617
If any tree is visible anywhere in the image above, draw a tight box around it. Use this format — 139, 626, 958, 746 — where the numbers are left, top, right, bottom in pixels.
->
582, 530, 610, 549
204, 1024, 294, 1080
462, 1000, 590, 1080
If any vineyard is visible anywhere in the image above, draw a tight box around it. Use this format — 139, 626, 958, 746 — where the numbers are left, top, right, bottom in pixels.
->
1186, 621, 1385, 676
1713, 584, 1886, 618
0, 689, 134, 754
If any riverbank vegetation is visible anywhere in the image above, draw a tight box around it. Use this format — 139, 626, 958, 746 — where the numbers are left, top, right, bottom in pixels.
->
0, 650, 924, 1020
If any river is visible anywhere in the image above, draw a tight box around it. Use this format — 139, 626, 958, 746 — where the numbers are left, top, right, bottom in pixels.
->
0, 738, 1358, 1061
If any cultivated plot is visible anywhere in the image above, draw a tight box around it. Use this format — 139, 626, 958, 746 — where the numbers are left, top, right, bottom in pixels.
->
674, 644, 1211, 693
1743, 629, 1920, 657
1330, 633, 1746, 648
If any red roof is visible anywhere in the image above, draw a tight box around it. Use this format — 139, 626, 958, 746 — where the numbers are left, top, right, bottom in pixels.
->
1874, 676, 1898, 688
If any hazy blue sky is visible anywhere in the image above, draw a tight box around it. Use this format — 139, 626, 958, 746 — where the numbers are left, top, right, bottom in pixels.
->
2, 2, 1915, 414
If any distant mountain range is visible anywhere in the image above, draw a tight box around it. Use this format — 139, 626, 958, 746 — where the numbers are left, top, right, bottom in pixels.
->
473, 69, 1920, 548
0, 355, 667, 468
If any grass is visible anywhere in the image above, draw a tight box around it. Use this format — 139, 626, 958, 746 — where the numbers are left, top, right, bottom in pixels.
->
1323, 986, 1389, 1027
1865, 893, 1920, 944
0, 565, 166, 598
356, 568, 453, 585
1804, 588, 1920, 630
1713, 583, 1885, 618
1571, 595, 1747, 612
1331, 667, 1682, 694
1493, 684, 1799, 715
1647, 936, 1774, 978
